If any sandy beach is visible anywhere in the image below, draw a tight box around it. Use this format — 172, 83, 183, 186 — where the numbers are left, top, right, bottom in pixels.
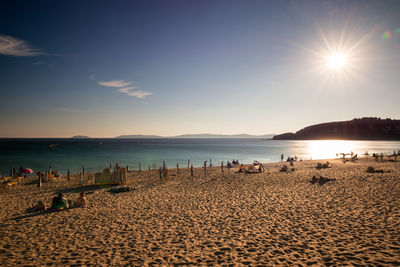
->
0, 157, 399, 266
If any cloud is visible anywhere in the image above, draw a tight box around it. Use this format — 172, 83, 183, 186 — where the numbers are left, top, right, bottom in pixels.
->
118, 86, 137, 93
98, 80, 132, 87
126, 90, 152, 99
0, 35, 44, 56
98, 79, 152, 99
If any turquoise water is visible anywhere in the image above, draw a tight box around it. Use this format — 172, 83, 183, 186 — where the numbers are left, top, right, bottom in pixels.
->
0, 138, 399, 175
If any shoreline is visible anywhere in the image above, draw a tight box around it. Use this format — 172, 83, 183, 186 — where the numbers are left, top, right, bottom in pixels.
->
0, 153, 382, 179
1, 138, 400, 176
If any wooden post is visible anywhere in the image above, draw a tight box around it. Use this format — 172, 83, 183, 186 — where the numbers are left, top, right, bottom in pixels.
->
221, 161, 224, 173
162, 161, 168, 179
38, 173, 41, 188
203, 161, 207, 177
210, 158, 212, 167
190, 165, 194, 177
159, 167, 162, 180
110, 163, 112, 169
67, 169, 70, 181
45, 171, 48, 182
82, 165, 85, 175
176, 163, 179, 175
79, 172, 82, 185
139, 162, 141, 172
148, 165, 150, 171
12, 168, 16, 178
10, 168, 12, 177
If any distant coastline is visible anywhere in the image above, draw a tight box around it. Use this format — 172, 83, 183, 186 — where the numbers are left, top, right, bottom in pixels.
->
71, 135, 90, 139
115, 134, 276, 139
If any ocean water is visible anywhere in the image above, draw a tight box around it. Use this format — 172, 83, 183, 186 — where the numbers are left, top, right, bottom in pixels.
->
0, 138, 399, 176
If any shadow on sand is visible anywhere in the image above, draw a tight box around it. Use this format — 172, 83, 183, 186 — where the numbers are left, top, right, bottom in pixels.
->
58, 184, 114, 194
9, 206, 86, 221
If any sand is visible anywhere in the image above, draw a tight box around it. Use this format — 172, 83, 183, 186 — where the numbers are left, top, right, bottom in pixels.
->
0, 157, 399, 266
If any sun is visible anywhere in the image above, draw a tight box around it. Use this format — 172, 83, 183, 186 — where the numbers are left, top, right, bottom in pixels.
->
327, 53, 347, 70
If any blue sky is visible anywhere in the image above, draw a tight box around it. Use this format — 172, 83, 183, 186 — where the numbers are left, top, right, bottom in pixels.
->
0, 0, 399, 137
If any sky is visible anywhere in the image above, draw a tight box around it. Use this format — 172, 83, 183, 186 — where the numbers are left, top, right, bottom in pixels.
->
0, 0, 399, 137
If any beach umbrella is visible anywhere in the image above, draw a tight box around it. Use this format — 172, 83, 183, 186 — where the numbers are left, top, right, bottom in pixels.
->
22, 168, 33, 174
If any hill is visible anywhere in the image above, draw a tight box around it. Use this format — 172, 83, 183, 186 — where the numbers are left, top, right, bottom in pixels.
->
273, 118, 400, 140
71, 135, 90, 138
174, 134, 275, 139
116, 135, 162, 138
116, 134, 275, 139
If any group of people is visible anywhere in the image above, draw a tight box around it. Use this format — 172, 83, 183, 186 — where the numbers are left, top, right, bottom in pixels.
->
31, 192, 87, 212
280, 154, 299, 166
226, 159, 239, 169
237, 161, 265, 173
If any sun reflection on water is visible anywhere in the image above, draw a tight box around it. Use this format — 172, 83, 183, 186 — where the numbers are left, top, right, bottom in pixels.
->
306, 140, 358, 159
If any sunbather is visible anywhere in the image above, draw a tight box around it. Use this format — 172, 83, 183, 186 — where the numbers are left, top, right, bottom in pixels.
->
280, 165, 288, 172
238, 164, 245, 173
74, 192, 87, 208
29, 200, 47, 212
50, 193, 69, 210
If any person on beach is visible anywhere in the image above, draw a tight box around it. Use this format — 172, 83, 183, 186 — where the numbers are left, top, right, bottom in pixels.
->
281, 154, 284, 162
280, 165, 288, 172
52, 170, 59, 178
50, 193, 69, 211
238, 164, 245, 173
74, 192, 87, 208
28, 200, 47, 212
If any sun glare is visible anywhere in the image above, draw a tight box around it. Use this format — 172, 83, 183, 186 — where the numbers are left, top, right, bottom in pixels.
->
327, 53, 346, 70
297, 21, 375, 87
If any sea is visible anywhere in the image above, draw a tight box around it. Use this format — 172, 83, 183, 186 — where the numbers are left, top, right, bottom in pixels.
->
0, 138, 399, 176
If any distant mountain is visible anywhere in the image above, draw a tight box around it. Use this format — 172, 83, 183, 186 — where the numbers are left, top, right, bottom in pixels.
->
116, 134, 163, 138
71, 135, 90, 138
174, 134, 275, 139
115, 134, 275, 139
273, 118, 400, 140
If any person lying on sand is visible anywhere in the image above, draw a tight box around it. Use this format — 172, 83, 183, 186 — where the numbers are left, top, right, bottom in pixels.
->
366, 166, 385, 173
34, 200, 47, 211
310, 175, 335, 185
50, 193, 69, 211
316, 162, 330, 169
27, 200, 47, 213
74, 192, 87, 208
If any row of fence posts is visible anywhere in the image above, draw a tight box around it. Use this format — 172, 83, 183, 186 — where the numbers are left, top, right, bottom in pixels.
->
36, 158, 229, 188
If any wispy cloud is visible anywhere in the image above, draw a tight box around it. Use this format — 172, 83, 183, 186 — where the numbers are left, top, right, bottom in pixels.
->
118, 86, 137, 93
0, 35, 44, 56
127, 90, 152, 99
98, 80, 131, 87
98, 80, 152, 99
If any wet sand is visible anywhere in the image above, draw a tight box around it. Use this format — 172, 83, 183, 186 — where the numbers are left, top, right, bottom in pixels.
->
0, 157, 399, 266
